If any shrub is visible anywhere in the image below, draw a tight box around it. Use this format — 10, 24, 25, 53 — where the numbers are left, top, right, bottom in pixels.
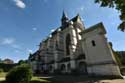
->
0, 68, 4, 73
6, 64, 32, 83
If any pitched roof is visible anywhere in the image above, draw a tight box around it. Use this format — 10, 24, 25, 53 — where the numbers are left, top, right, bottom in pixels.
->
70, 14, 81, 22
80, 22, 106, 34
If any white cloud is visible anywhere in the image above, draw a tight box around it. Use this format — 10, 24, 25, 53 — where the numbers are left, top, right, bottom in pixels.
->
15, 50, 20, 53
28, 49, 33, 53
1, 38, 15, 45
0, 37, 22, 50
50, 29, 55, 32
80, 6, 84, 11
32, 28, 37, 31
13, 0, 26, 9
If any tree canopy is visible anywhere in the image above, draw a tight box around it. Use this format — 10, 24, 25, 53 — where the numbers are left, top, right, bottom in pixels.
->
0, 58, 2, 63
95, 0, 125, 31
18, 60, 27, 65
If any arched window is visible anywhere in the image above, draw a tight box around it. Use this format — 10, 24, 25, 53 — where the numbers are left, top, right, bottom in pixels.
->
65, 34, 71, 56
92, 40, 96, 46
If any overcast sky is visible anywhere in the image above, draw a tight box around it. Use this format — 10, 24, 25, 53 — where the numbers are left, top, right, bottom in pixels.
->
0, 0, 125, 63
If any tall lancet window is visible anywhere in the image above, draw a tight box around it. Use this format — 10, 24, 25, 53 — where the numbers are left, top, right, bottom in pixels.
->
65, 34, 71, 56
55, 41, 58, 49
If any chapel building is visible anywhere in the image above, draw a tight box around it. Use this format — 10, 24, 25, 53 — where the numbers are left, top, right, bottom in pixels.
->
28, 12, 121, 76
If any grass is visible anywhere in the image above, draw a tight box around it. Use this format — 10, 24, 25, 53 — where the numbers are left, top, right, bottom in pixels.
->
0, 72, 6, 78
0, 72, 6, 83
30, 77, 51, 83
0, 75, 52, 83
0, 81, 5, 83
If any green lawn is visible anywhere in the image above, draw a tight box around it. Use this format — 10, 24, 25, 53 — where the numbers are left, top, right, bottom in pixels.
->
30, 77, 51, 83
0, 73, 6, 78
0, 81, 5, 83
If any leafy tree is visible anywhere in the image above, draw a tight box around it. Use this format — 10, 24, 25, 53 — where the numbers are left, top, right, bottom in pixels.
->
95, 0, 125, 31
18, 60, 27, 65
0, 58, 2, 63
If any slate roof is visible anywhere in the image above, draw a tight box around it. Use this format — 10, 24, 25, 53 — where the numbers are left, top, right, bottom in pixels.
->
80, 22, 106, 34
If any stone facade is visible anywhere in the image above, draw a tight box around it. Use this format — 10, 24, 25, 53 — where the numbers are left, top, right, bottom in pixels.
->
28, 12, 121, 76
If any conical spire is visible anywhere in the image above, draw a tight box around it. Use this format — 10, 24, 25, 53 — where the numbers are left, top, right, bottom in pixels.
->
62, 11, 68, 19
61, 11, 69, 26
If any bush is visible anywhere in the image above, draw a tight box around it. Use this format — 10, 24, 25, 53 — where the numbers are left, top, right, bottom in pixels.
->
0, 68, 4, 73
6, 64, 32, 83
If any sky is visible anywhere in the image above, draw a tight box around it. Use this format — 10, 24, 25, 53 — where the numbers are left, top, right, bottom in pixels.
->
0, 0, 125, 63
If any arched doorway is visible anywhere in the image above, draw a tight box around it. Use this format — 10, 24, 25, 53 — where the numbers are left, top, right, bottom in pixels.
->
78, 62, 87, 74
60, 64, 66, 73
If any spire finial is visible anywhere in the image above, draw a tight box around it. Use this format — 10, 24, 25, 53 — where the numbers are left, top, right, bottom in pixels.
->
62, 10, 68, 19
76, 13, 80, 18
76, 13, 82, 21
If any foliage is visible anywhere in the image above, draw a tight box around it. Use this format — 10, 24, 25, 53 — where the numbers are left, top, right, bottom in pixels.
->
18, 60, 28, 65
0, 63, 17, 72
6, 64, 32, 83
121, 58, 125, 65
0, 68, 3, 73
95, 0, 125, 31
0, 59, 2, 63
115, 52, 125, 65
113, 51, 122, 66
0, 72, 6, 78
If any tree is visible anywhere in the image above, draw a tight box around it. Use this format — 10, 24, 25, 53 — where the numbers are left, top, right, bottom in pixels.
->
18, 60, 27, 65
95, 0, 125, 31
0, 58, 2, 63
